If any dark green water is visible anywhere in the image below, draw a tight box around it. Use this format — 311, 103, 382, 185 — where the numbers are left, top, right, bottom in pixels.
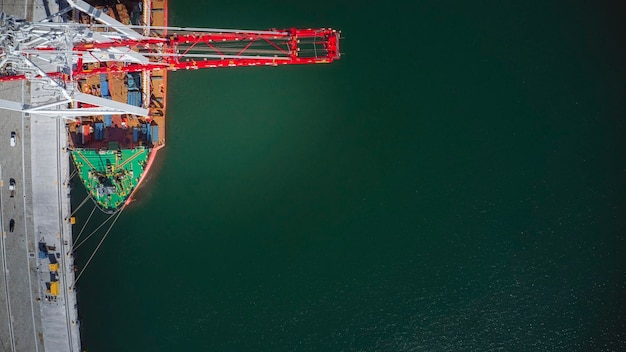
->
74, 1, 626, 351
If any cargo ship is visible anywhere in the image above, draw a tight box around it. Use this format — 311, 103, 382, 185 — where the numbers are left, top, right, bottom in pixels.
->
0, 0, 341, 214
68, 0, 168, 213
2, 0, 339, 215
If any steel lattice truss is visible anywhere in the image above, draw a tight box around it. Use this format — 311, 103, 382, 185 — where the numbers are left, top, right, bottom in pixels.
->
0, 0, 340, 118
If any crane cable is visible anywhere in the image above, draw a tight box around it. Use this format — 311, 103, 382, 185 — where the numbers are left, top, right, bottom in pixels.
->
73, 204, 125, 286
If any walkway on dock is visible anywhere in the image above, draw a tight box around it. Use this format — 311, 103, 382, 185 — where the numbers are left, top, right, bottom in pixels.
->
0, 1, 81, 351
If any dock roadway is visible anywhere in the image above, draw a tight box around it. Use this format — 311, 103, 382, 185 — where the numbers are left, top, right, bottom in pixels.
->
1, 1, 81, 351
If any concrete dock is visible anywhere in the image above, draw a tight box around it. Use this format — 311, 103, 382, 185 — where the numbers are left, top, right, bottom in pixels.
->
0, 1, 81, 351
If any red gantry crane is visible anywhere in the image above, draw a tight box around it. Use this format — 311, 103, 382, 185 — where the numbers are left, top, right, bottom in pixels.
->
0, 0, 340, 117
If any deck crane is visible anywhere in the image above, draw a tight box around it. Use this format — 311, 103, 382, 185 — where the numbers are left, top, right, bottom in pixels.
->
0, 0, 340, 117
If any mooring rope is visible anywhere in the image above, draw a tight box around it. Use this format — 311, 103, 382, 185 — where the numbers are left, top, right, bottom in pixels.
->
71, 211, 116, 251
66, 168, 77, 185
73, 204, 96, 245
69, 194, 90, 217
73, 204, 126, 286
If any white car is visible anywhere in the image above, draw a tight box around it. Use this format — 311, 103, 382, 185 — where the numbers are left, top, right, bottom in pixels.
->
10, 131, 16, 147
9, 178, 15, 198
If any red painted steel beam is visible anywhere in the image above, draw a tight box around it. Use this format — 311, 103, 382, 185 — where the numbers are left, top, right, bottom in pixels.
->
71, 55, 337, 78
0, 28, 340, 82
169, 32, 287, 44
73, 38, 166, 51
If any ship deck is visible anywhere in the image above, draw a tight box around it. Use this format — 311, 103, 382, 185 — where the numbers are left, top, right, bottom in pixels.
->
68, 0, 168, 212
68, 0, 168, 150
72, 148, 149, 211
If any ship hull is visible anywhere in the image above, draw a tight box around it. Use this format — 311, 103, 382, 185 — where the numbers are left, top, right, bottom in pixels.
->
69, 0, 168, 213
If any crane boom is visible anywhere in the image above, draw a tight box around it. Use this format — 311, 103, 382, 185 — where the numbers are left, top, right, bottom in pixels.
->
1, 19, 340, 82
0, 5, 340, 117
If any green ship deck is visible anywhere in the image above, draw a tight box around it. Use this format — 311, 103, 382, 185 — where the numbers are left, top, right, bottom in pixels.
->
72, 146, 149, 213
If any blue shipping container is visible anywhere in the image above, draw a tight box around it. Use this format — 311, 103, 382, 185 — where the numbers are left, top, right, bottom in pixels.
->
100, 74, 110, 97
128, 91, 142, 107
94, 123, 105, 141
151, 126, 159, 144
133, 128, 139, 143
146, 124, 152, 143
104, 115, 112, 127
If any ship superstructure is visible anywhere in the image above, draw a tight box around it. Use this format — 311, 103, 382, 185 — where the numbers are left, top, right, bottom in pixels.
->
0, 0, 340, 213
